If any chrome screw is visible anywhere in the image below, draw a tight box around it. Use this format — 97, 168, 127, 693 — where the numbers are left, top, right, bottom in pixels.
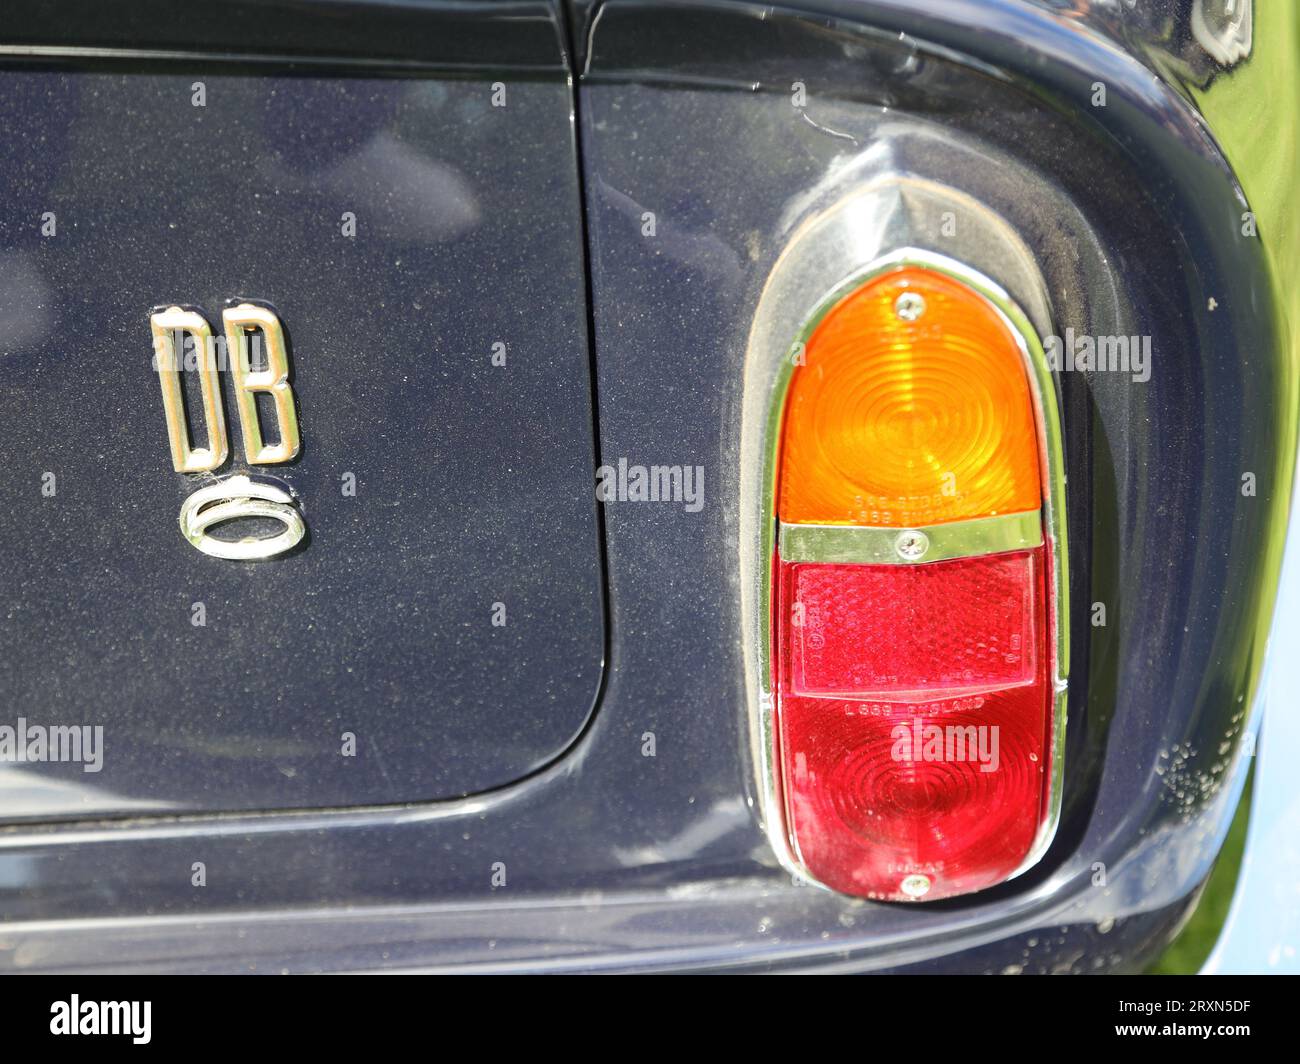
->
894, 291, 926, 321
900, 874, 932, 899
894, 529, 930, 561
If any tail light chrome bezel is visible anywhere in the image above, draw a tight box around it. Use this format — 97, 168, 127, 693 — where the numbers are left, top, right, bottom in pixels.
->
740, 181, 1070, 898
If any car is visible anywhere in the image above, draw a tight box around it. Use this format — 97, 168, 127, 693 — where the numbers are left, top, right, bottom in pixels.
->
0, 0, 1295, 986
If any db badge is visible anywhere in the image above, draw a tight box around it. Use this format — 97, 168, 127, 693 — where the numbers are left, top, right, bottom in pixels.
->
150, 302, 305, 560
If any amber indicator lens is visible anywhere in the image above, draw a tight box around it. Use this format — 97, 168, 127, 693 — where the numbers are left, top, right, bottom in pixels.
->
779, 268, 1042, 528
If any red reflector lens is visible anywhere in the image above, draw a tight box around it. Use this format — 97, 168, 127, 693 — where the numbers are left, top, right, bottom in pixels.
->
775, 547, 1052, 901
781, 551, 1041, 699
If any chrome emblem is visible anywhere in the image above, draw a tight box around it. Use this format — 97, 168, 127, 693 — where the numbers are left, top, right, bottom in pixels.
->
151, 303, 304, 561
150, 306, 229, 474
178, 476, 306, 561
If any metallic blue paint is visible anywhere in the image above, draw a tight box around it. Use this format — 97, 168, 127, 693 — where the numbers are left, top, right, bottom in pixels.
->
0, 66, 605, 815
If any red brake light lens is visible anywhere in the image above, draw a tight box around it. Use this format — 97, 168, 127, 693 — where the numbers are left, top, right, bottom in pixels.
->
778, 684, 1050, 899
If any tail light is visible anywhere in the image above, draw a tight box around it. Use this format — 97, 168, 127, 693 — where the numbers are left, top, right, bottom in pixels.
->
759, 253, 1068, 902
